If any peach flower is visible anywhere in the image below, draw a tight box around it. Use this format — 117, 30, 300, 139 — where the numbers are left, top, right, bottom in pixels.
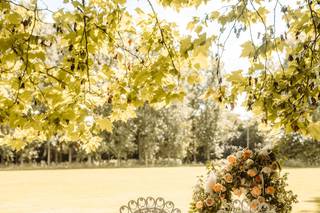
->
266, 186, 276, 195
251, 186, 262, 198
250, 199, 260, 210
232, 188, 242, 197
205, 197, 215, 207
242, 149, 253, 159
227, 155, 237, 165
212, 183, 225, 193
224, 173, 233, 183
219, 194, 226, 201
247, 168, 258, 177
196, 201, 203, 209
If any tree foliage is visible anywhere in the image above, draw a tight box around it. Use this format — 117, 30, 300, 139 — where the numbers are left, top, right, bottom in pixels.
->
0, 0, 319, 152
199, 0, 320, 138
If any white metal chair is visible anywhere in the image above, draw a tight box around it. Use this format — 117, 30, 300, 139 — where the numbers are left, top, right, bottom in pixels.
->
217, 199, 275, 213
119, 197, 181, 213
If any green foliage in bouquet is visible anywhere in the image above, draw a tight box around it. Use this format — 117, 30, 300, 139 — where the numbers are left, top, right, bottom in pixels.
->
190, 149, 297, 213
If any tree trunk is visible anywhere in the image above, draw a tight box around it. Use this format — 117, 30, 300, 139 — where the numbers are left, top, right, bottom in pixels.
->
47, 141, 51, 165
54, 149, 58, 164
193, 142, 197, 163
76, 154, 80, 163
206, 145, 210, 161
144, 151, 148, 166
87, 154, 92, 165
0, 153, 4, 165
117, 152, 121, 167
68, 146, 72, 164
137, 130, 143, 164
19, 152, 24, 165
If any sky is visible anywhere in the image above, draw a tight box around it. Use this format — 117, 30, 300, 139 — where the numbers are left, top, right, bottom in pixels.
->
39, 0, 254, 120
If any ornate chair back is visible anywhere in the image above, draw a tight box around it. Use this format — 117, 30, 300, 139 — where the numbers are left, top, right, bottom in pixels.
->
217, 199, 275, 213
119, 197, 181, 213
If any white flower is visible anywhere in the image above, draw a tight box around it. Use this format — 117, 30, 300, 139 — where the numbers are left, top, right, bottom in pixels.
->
259, 148, 270, 156
205, 172, 217, 193
262, 166, 272, 174
193, 183, 202, 193
236, 151, 243, 158
84, 116, 95, 127
241, 178, 246, 185
245, 159, 254, 167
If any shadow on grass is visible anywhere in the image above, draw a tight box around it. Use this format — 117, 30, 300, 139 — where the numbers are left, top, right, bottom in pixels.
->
299, 197, 320, 213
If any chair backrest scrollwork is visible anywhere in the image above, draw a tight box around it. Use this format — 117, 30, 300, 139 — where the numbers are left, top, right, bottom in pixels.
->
217, 199, 276, 213
120, 197, 181, 213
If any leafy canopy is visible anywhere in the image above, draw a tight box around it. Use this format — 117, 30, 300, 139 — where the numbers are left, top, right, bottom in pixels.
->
0, 0, 319, 150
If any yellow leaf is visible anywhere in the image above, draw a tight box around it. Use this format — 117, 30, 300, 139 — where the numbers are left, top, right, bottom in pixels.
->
307, 122, 320, 141
96, 117, 113, 132
240, 41, 255, 57
7, 139, 25, 151
195, 25, 202, 34
210, 11, 220, 19
135, 8, 144, 15
187, 73, 201, 84
226, 70, 245, 83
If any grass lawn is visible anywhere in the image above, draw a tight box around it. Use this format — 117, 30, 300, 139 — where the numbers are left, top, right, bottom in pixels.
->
0, 167, 319, 213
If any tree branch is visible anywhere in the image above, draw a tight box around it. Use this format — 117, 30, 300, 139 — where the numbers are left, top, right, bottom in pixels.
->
81, 0, 91, 92
146, 0, 179, 74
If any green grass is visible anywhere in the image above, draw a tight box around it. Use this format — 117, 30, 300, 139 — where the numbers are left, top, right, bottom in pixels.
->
0, 167, 319, 213
0, 162, 204, 171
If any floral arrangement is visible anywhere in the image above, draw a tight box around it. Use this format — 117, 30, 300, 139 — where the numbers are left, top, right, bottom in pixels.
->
190, 149, 297, 213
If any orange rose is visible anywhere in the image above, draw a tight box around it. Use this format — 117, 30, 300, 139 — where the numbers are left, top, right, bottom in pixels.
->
212, 183, 225, 193
205, 197, 215, 207
196, 200, 203, 209
250, 199, 259, 210
247, 168, 258, 177
251, 186, 262, 198
224, 173, 233, 183
242, 149, 253, 159
227, 155, 237, 165
255, 175, 262, 183
266, 186, 276, 195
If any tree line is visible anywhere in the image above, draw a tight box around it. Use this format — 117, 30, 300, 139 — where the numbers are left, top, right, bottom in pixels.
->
2, 98, 319, 167
0, 0, 319, 155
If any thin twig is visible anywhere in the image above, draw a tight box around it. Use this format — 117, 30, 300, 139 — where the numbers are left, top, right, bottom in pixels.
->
81, 0, 91, 92
10, 2, 38, 107
146, 0, 179, 74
